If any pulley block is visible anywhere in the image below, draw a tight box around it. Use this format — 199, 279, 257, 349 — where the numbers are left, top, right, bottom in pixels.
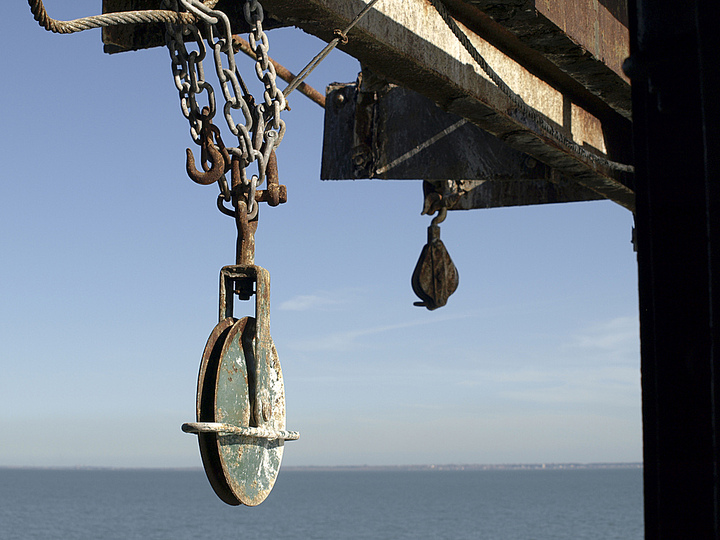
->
412, 213, 459, 310
183, 265, 298, 506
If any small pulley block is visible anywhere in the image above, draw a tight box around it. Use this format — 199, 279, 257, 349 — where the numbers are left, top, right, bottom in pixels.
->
411, 208, 459, 310
183, 265, 298, 506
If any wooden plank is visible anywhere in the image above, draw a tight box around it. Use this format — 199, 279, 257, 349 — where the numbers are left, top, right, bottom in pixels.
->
101, 0, 286, 53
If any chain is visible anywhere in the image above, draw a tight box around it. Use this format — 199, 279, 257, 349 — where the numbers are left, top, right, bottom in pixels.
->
163, 0, 285, 219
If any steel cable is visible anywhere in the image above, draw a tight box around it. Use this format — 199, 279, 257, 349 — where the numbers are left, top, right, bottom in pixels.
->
283, 0, 383, 99
28, 0, 197, 34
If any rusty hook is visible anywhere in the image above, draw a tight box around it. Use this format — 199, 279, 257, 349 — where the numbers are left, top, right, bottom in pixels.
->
186, 143, 226, 185
431, 207, 448, 226
201, 122, 232, 175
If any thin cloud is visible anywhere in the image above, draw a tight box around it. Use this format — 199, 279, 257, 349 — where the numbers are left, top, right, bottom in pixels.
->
288, 311, 477, 353
564, 316, 640, 360
450, 315, 641, 407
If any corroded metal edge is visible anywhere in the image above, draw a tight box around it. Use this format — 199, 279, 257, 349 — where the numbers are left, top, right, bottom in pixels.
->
454, 0, 631, 119
196, 317, 240, 506
183, 422, 299, 440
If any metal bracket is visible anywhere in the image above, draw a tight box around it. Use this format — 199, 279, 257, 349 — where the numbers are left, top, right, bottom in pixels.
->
182, 422, 299, 440
321, 81, 605, 209
219, 265, 268, 322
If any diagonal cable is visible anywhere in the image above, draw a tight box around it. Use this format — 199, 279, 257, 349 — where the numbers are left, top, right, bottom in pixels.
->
283, 0, 383, 99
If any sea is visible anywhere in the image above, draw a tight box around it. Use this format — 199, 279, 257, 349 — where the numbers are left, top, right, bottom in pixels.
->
0, 466, 643, 540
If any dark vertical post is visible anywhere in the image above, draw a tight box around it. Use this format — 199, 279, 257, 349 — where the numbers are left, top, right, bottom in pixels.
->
628, 0, 720, 537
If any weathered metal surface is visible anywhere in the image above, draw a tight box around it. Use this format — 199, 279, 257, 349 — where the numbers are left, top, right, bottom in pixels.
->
257, 0, 633, 209
447, 0, 631, 119
183, 422, 299, 440
322, 82, 605, 208
254, 150, 287, 207
411, 211, 460, 310
215, 314, 286, 507
190, 265, 293, 506
185, 110, 230, 186
213, 317, 254, 501
196, 316, 240, 506
224, 148, 287, 271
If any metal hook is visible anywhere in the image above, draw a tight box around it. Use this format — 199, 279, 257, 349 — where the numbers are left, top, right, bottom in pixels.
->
186, 143, 226, 185
431, 207, 448, 226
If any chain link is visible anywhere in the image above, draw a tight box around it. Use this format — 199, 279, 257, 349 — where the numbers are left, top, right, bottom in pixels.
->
162, 0, 285, 216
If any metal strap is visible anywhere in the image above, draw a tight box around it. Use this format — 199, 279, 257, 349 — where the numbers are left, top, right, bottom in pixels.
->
182, 422, 299, 440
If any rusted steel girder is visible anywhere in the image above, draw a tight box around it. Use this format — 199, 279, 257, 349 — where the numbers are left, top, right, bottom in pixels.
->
448, 0, 631, 120
322, 82, 605, 209
232, 35, 326, 108
253, 0, 635, 210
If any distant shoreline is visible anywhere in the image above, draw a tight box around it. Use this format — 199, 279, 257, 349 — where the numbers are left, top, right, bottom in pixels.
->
0, 463, 642, 472
283, 463, 643, 472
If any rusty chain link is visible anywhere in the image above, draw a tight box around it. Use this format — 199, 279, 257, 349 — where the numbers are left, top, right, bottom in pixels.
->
163, 0, 285, 220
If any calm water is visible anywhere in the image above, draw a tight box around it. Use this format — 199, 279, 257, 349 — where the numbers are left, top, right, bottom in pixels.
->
0, 468, 643, 540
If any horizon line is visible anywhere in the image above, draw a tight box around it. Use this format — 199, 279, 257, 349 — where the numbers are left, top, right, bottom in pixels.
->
0, 462, 643, 471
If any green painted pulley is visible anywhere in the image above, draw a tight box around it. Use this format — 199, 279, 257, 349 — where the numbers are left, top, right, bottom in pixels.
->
183, 265, 299, 506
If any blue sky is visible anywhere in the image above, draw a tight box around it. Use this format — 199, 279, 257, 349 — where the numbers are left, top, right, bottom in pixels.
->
1, 2, 640, 467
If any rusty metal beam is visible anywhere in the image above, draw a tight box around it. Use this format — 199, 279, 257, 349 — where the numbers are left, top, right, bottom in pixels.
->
322, 82, 604, 209
454, 0, 631, 119
232, 35, 326, 108
259, 0, 634, 210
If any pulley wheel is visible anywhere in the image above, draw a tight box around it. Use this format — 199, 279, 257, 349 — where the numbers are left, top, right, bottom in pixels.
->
196, 316, 287, 506
196, 317, 240, 505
